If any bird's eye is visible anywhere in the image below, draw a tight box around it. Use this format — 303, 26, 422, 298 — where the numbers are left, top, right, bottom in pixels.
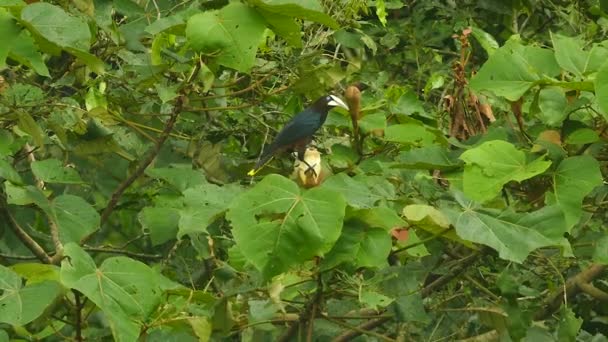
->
326, 96, 331, 101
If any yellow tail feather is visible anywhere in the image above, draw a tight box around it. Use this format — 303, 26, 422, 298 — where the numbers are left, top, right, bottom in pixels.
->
247, 155, 275, 177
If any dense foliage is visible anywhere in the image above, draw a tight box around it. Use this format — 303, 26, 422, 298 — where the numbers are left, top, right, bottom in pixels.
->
1, 0, 608, 340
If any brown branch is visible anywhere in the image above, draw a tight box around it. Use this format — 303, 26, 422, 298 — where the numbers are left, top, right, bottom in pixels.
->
331, 316, 393, 342
48, 218, 64, 264
0, 205, 52, 264
278, 272, 324, 342
84, 95, 184, 243
577, 281, 608, 301
74, 290, 83, 342
534, 263, 607, 320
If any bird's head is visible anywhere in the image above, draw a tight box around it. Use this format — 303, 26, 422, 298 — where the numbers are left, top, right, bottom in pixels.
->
311, 94, 349, 112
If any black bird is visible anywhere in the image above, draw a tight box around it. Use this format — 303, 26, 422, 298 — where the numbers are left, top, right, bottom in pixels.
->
248, 94, 349, 176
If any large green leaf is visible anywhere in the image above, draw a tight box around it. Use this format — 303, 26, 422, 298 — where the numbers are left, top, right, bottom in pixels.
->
0, 157, 22, 184
0, 9, 48, 76
249, 0, 339, 29
384, 123, 441, 146
537, 87, 568, 127
145, 167, 207, 192
138, 207, 180, 246
20, 3, 104, 73
321, 173, 381, 209
226, 174, 345, 278
460, 140, 552, 202
395, 145, 459, 170
402, 204, 473, 248
444, 195, 569, 263
31, 158, 83, 184
322, 220, 392, 269
186, 2, 266, 73
60, 243, 165, 342
470, 38, 540, 101
551, 33, 587, 77
0, 265, 62, 325
178, 183, 241, 237
51, 195, 100, 243
551, 156, 603, 228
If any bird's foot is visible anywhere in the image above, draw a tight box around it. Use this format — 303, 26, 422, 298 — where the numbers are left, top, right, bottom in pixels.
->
301, 160, 318, 178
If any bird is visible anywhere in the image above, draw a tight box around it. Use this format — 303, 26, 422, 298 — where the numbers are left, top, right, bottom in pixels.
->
248, 94, 349, 176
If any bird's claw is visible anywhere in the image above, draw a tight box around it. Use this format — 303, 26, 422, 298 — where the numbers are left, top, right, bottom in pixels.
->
301, 160, 318, 178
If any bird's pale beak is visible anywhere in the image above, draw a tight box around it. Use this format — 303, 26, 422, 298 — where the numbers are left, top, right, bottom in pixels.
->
328, 95, 349, 110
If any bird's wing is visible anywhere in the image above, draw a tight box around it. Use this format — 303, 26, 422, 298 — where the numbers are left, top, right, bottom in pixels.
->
251, 109, 323, 172
270, 112, 322, 148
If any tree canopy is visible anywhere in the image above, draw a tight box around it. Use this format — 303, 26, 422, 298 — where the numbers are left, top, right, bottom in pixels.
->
1, 0, 608, 341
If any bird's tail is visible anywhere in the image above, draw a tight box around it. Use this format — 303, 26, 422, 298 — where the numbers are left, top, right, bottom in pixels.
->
247, 147, 275, 176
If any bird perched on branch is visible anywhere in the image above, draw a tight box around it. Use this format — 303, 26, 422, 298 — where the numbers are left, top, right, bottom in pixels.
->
248, 94, 349, 176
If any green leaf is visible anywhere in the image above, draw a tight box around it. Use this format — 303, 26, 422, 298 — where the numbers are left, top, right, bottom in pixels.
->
358, 113, 386, 134
375, 0, 387, 26
557, 307, 582, 342
0, 157, 22, 184
551, 33, 587, 77
31, 158, 83, 184
257, 10, 302, 47
565, 128, 599, 145
350, 206, 406, 231
0, 265, 62, 325
179, 183, 241, 237
521, 45, 561, 77
145, 167, 207, 192
10, 263, 60, 284
323, 220, 392, 269
20, 3, 104, 74
396, 145, 459, 170
444, 197, 569, 263
537, 87, 567, 126
321, 173, 381, 209
551, 156, 603, 228
471, 26, 499, 56
592, 235, 608, 264
460, 140, 552, 202
51, 195, 100, 243
186, 3, 267, 73
18, 111, 44, 147
226, 174, 345, 279
403, 204, 473, 248
138, 207, 180, 246
60, 243, 165, 342
249, 0, 339, 29
5, 183, 46, 205
21, 3, 89, 50
470, 38, 540, 101
384, 124, 440, 146
0, 9, 48, 76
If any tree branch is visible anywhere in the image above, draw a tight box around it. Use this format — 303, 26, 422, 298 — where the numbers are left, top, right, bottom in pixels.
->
0, 204, 52, 264
534, 263, 607, 320
85, 95, 184, 243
